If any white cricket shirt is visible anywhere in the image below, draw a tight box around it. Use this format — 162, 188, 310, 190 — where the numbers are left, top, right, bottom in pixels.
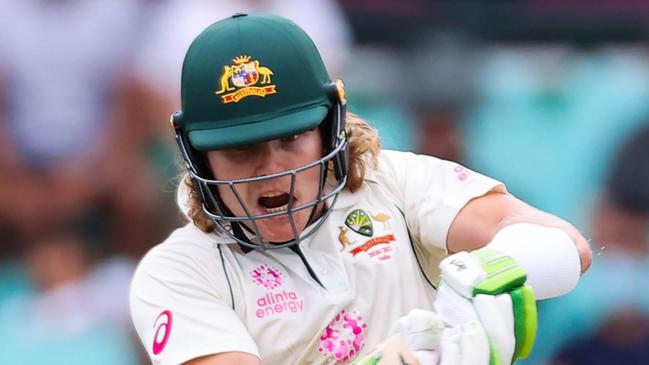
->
130, 150, 505, 364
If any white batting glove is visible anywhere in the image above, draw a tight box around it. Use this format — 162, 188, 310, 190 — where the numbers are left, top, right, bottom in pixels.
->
353, 307, 497, 365
395, 308, 493, 365
435, 248, 538, 365
438, 319, 491, 365
397, 309, 443, 364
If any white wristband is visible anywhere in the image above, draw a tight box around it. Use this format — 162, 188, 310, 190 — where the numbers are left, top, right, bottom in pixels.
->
486, 223, 581, 300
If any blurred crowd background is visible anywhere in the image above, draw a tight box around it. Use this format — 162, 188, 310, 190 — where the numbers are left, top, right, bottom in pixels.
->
1, 1, 648, 364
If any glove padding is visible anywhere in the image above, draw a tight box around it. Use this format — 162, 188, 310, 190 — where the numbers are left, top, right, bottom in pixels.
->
397, 309, 442, 364
397, 308, 490, 365
438, 320, 491, 365
435, 248, 537, 365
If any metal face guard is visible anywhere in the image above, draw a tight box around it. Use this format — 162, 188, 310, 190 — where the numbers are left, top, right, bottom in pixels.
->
174, 93, 349, 250
191, 135, 348, 249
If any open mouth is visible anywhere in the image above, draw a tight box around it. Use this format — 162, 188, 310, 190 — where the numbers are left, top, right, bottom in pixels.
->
258, 192, 294, 214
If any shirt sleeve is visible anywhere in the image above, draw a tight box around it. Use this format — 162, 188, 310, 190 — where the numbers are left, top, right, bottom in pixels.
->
130, 241, 259, 365
376, 150, 506, 252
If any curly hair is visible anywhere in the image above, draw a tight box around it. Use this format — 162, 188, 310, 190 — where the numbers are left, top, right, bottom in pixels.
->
181, 112, 381, 232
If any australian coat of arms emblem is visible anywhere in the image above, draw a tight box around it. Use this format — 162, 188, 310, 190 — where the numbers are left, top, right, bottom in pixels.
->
215, 55, 277, 103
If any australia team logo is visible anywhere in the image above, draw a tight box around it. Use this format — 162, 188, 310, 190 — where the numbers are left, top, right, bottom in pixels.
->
215, 55, 277, 103
345, 209, 374, 237
340, 208, 396, 262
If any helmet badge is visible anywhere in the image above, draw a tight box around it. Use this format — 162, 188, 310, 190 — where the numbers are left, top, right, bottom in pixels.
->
215, 55, 277, 104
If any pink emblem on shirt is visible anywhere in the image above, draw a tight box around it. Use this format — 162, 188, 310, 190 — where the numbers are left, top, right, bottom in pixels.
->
252, 264, 283, 289
152, 310, 173, 355
453, 165, 474, 181
319, 309, 367, 362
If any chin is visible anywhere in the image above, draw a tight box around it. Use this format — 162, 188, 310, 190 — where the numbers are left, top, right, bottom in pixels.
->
257, 215, 308, 243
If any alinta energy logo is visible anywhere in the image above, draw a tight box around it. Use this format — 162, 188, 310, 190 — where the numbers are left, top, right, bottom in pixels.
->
251, 264, 304, 319
252, 264, 283, 290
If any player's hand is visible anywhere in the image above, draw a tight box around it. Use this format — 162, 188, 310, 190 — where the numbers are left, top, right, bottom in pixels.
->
395, 308, 491, 365
397, 309, 443, 364
434, 248, 537, 365
351, 308, 498, 365
349, 309, 442, 365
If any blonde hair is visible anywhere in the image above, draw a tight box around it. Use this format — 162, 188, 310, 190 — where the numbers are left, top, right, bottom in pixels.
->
183, 112, 381, 233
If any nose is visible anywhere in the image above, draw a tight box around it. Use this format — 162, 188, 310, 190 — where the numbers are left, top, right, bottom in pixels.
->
253, 141, 287, 177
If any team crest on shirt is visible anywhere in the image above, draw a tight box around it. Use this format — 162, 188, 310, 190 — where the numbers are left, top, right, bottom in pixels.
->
345, 209, 373, 236
215, 55, 277, 103
340, 208, 396, 262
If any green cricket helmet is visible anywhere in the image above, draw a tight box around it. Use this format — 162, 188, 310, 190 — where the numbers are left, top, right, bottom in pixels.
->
170, 13, 349, 250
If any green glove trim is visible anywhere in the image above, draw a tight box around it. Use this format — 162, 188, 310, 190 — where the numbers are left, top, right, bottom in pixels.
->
510, 285, 537, 360
473, 249, 527, 296
489, 344, 502, 365
351, 354, 381, 365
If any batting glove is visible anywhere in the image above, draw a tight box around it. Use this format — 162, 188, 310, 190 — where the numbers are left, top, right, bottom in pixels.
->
354, 306, 506, 365
395, 308, 494, 365
434, 248, 537, 365
397, 308, 443, 364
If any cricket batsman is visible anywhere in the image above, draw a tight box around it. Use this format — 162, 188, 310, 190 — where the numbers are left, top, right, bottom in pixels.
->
130, 13, 591, 365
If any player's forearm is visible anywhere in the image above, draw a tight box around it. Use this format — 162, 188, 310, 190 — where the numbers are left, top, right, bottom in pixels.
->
449, 191, 590, 299
448, 192, 592, 274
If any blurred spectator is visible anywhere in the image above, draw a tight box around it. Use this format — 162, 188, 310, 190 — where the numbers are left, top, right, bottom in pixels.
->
343, 46, 417, 151
525, 123, 649, 364
599, 124, 649, 230
415, 103, 464, 162
337, 0, 433, 45
343, 32, 476, 155
0, 0, 172, 259
409, 33, 477, 161
464, 45, 649, 229
551, 309, 649, 365
0, 227, 139, 365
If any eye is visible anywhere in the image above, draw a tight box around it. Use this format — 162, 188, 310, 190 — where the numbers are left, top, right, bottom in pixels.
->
220, 145, 254, 160
280, 134, 300, 143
